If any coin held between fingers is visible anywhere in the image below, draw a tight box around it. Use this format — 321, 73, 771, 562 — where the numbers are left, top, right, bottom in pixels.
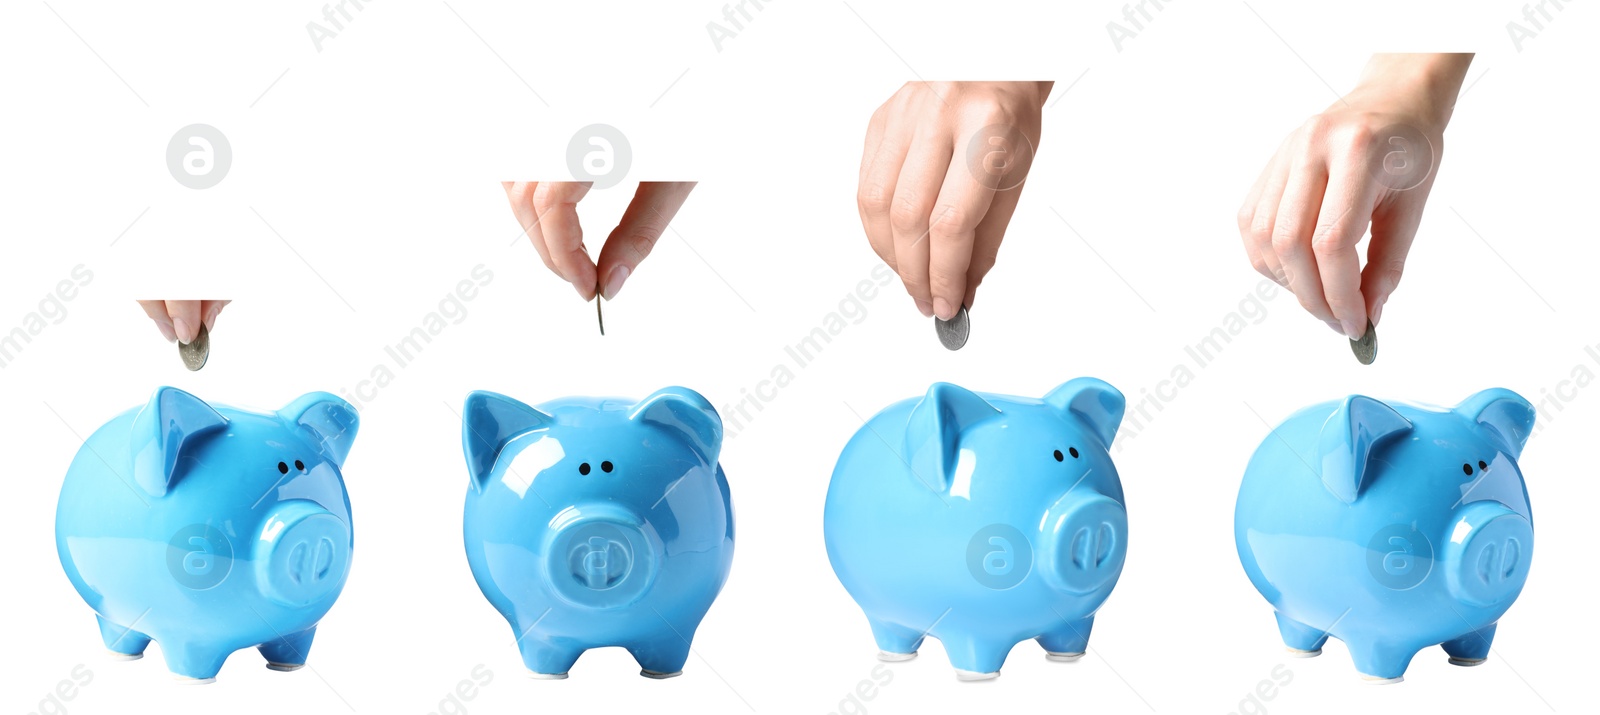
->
179, 325, 210, 371
935, 305, 970, 351
1350, 320, 1377, 365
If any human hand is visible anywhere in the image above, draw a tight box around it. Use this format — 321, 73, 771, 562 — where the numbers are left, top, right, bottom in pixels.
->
137, 300, 229, 343
503, 181, 696, 301
857, 81, 1051, 319
1237, 53, 1473, 339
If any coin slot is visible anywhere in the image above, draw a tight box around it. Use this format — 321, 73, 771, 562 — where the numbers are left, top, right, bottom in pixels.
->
579, 462, 591, 476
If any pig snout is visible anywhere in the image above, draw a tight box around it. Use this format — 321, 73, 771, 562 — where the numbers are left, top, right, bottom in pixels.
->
254, 500, 352, 607
545, 503, 658, 609
1443, 502, 1533, 608
1041, 494, 1128, 595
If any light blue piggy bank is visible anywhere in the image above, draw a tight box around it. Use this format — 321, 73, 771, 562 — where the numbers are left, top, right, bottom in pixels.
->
55, 387, 359, 682
460, 387, 734, 679
824, 379, 1130, 680
1235, 389, 1537, 683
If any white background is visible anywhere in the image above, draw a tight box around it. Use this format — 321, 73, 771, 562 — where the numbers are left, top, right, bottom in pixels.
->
1, 1, 1595, 713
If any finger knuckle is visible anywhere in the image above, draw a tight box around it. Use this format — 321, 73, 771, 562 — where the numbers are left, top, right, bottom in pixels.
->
857, 182, 894, 216
889, 194, 930, 234
1270, 222, 1303, 254
927, 204, 976, 238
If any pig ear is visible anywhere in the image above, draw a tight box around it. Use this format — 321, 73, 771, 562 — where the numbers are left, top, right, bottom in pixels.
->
629, 387, 723, 464
1456, 388, 1536, 459
130, 387, 228, 498
279, 392, 360, 468
1317, 395, 1412, 504
1043, 378, 1126, 448
904, 383, 1000, 492
462, 391, 554, 493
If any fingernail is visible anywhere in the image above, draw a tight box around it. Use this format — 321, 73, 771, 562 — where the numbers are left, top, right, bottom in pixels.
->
573, 281, 592, 302
602, 265, 629, 301
1340, 319, 1363, 341
915, 299, 934, 318
933, 297, 956, 321
154, 319, 177, 343
172, 317, 195, 344
1371, 301, 1384, 326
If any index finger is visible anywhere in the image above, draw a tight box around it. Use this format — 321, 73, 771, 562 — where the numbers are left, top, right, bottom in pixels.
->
531, 181, 597, 300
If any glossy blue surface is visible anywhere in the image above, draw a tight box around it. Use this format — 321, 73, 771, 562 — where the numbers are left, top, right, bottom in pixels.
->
824, 379, 1129, 680
460, 387, 734, 679
1235, 389, 1536, 682
55, 387, 359, 682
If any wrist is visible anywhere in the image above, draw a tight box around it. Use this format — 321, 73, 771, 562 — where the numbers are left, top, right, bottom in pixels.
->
1346, 53, 1473, 130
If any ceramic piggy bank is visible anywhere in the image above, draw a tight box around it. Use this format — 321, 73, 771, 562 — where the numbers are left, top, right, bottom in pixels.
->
55, 387, 359, 683
459, 387, 734, 679
824, 379, 1129, 680
1235, 389, 1537, 683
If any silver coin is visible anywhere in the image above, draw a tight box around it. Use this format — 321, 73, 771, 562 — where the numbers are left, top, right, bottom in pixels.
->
596, 280, 605, 336
179, 325, 210, 371
1349, 320, 1377, 365
934, 305, 970, 351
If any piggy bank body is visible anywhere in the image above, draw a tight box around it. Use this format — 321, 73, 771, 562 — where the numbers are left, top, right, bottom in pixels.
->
55, 387, 359, 682
1235, 389, 1537, 682
460, 387, 734, 679
824, 379, 1130, 680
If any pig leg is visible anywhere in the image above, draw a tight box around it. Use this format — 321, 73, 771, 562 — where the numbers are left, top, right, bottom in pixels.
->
629, 634, 693, 679
517, 638, 583, 680
1346, 639, 1420, 683
96, 615, 151, 660
160, 641, 231, 682
258, 627, 317, 671
1036, 615, 1094, 661
1273, 612, 1329, 657
1441, 623, 1496, 666
868, 618, 925, 661
941, 634, 1014, 681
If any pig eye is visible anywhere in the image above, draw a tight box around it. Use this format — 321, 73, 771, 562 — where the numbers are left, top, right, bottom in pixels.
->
578, 462, 591, 476
1053, 450, 1064, 462
294, 460, 306, 472
1478, 460, 1488, 470
1462, 463, 1474, 475
277, 461, 289, 475
1069, 447, 1080, 459
601, 461, 614, 473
